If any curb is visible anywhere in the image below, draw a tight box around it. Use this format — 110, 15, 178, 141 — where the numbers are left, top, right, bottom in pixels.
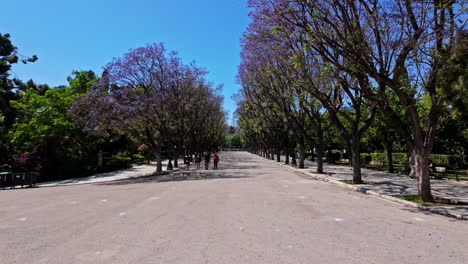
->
256, 154, 468, 221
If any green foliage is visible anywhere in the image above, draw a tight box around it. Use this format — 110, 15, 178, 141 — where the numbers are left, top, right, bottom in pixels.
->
10, 88, 75, 150
392, 153, 409, 165
9, 71, 97, 152
226, 134, 243, 148
440, 33, 468, 114
106, 154, 131, 170
360, 153, 371, 164
132, 154, 145, 160
429, 154, 466, 170
361, 152, 466, 170
366, 153, 408, 165
370, 153, 386, 163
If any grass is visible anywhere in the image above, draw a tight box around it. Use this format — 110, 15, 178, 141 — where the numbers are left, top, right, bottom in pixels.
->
441, 174, 468, 181
393, 195, 459, 206
339, 180, 379, 185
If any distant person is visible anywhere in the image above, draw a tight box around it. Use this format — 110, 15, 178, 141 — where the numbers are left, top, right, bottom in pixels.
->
184, 155, 191, 170
213, 153, 220, 169
195, 153, 202, 170
428, 158, 434, 175
204, 152, 211, 170
409, 155, 416, 178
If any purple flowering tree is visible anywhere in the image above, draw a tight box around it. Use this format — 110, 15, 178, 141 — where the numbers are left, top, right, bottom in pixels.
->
70, 43, 226, 173
71, 44, 183, 173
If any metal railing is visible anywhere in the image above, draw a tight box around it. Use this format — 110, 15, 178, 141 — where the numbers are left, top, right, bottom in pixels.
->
0, 172, 38, 189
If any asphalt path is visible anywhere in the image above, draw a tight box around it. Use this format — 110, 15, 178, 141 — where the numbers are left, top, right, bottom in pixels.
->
1, 151, 467, 264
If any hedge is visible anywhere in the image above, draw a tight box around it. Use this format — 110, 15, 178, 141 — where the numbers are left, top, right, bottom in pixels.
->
360, 153, 466, 170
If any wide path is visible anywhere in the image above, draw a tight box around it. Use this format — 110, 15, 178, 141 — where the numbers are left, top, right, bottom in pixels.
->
1, 151, 467, 264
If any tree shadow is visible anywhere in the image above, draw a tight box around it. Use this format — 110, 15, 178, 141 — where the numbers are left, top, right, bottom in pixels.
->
95, 168, 257, 186
364, 181, 416, 196
401, 206, 468, 220
39, 166, 144, 186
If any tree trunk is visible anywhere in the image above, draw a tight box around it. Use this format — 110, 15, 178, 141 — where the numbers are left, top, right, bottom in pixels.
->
291, 146, 297, 166
316, 130, 324, 173
351, 135, 363, 184
276, 149, 281, 162
145, 127, 162, 173
155, 147, 162, 173
167, 158, 173, 171
384, 141, 394, 173
174, 149, 179, 168
299, 143, 305, 169
414, 150, 433, 202
285, 150, 289, 165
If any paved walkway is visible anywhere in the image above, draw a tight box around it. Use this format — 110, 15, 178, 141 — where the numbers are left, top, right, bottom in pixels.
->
273, 155, 468, 218
2, 151, 468, 264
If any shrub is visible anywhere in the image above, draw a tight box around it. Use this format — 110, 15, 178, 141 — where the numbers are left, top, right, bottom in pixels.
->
360, 153, 371, 164
132, 154, 145, 161
392, 153, 409, 165
429, 154, 466, 170
105, 154, 131, 171
330, 150, 342, 163
364, 152, 466, 170
370, 153, 387, 163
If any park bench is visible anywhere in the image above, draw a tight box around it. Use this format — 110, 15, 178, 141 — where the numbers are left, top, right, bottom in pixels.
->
432, 167, 468, 181
0, 172, 37, 190
432, 167, 446, 179
369, 161, 384, 166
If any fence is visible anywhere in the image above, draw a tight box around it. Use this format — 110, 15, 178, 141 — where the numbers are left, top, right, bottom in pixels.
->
0, 172, 38, 189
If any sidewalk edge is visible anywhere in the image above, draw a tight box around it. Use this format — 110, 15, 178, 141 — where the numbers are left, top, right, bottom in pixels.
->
257, 155, 468, 221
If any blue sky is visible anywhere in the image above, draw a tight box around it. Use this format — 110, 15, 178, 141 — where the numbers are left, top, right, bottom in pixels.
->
1, 0, 250, 125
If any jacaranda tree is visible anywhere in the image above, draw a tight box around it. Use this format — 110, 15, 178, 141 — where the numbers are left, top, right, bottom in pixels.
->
71, 43, 225, 173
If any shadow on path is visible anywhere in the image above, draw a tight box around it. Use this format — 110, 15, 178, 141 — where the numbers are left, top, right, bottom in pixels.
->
96, 168, 259, 186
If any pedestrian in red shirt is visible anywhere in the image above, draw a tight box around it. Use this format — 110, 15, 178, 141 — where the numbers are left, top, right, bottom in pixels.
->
213, 153, 220, 170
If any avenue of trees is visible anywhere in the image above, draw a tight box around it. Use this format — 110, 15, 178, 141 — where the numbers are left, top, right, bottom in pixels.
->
1, 35, 225, 181
236, 0, 468, 202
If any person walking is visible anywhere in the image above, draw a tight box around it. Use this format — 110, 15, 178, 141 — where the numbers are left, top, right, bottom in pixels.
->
409, 154, 416, 178
213, 153, 220, 170
204, 152, 211, 170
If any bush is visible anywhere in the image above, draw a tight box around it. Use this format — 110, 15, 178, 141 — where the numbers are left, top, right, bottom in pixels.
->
392, 153, 409, 165
105, 154, 131, 171
132, 154, 145, 162
370, 153, 387, 163
429, 154, 466, 170
330, 150, 342, 163
363, 152, 466, 170
360, 153, 371, 164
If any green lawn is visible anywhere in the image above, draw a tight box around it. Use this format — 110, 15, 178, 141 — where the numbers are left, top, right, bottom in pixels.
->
393, 195, 458, 206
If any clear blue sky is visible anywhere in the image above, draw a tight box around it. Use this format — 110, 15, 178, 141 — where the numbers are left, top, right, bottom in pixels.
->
1, 0, 250, 125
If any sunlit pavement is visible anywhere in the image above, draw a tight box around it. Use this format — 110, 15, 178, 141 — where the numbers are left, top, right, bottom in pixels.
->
1, 151, 467, 264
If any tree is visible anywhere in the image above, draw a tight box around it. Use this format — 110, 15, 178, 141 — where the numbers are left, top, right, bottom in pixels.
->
0, 33, 37, 167
71, 43, 225, 173
270, 0, 467, 201
10, 71, 98, 152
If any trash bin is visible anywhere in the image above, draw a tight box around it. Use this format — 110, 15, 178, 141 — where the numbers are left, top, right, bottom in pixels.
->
0, 172, 12, 189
